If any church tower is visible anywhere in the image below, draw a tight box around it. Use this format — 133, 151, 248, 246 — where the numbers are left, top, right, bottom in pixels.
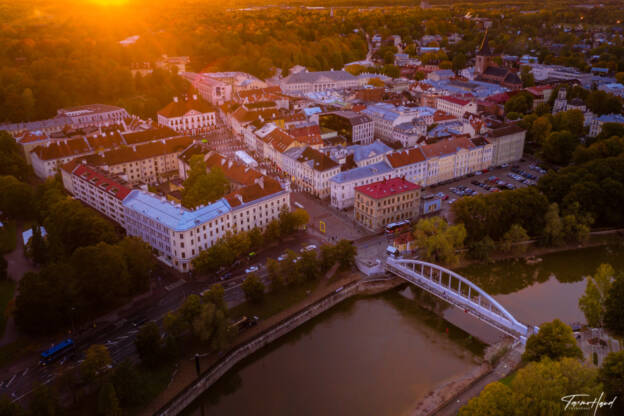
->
475, 30, 492, 75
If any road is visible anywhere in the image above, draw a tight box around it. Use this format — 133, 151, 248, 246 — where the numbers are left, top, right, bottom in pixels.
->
0, 231, 325, 404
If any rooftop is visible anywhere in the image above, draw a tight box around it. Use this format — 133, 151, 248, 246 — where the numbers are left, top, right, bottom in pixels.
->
123, 190, 231, 232
386, 148, 427, 168
356, 177, 420, 199
64, 162, 132, 201
283, 70, 358, 84
330, 161, 394, 184
158, 97, 217, 118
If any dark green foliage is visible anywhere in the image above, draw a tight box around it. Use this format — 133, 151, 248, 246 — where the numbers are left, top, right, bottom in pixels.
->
0, 175, 35, 219
0, 131, 28, 180
111, 361, 145, 407
181, 155, 230, 209
504, 92, 533, 115
241, 273, 265, 303
522, 319, 583, 363
599, 351, 624, 413
451, 187, 549, 242
538, 156, 624, 228
135, 322, 163, 368
586, 90, 622, 115
542, 130, 580, 165
604, 273, 624, 336
573, 136, 624, 164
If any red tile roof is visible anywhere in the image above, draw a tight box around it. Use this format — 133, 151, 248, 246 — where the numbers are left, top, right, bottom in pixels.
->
263, 129, 298, 153
203, 152, 263, 186
121, 127, 178, 145
64, 162, 132, 201
439, 96, 471, 106
420, 135, 475, 158
224, 176, 284, 208
88, 137, 193, 166
16, 131, 49, 144
32, 138, 91, 161
288, 125, 322, 146
355, 177, 420, 199
158, 98, 217, 118
386, 148, 426, 168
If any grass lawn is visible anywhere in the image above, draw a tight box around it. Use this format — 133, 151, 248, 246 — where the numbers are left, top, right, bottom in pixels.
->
0, 279, 15, 338
0, 221, 17, 254
229, 279, 320, 320
500, 370, 517, 386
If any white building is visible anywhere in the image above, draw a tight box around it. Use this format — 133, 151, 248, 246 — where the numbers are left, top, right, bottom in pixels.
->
362, 103, 436, 142
319, 111, 374, 144
589, 113, 624, 137
157, 96, 217, 135
329, 161, 396, 209
281, 146, 340, 198
60, 161, 132, 227
189, 74, 232, 106
280, 70, 362, 95
435, 96, 478, 118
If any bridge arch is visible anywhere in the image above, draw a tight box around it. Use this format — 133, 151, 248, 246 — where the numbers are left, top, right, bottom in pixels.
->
385, 258, 537, 341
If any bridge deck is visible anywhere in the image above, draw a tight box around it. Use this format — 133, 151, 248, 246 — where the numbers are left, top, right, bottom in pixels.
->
385, 258, 537, 342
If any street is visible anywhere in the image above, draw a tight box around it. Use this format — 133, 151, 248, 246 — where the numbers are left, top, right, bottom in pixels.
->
0, 231, 325, 404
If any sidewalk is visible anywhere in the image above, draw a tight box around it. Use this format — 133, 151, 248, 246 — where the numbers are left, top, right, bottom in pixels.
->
141, 272, 362, 416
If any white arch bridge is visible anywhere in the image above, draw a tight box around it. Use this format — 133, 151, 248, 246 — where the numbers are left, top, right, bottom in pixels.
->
385, 258, 539, 342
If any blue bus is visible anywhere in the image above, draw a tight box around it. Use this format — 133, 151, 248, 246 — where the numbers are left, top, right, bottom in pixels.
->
40, 339, 75, 366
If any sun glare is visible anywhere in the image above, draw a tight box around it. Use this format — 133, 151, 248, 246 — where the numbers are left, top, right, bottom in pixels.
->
88, 0, 129, 6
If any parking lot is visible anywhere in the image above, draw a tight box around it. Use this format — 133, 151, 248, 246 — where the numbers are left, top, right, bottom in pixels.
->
425, 160, 548, 222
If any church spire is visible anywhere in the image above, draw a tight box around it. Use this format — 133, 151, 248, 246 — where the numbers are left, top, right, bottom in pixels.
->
477, 29, 493, 57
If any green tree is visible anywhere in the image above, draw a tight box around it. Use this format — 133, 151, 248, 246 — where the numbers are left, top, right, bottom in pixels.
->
28, 224, 47, 265
604, 272, 624, 336
333, 240, 357, 271
266, 258, 284, 290
241, 273, 265, 303
28, 385, 62, 416
522, 319, 583, 363
579, 264, 615, 327
452, 52, 467, 72
542, 130, 580, 165
117, 237, 153, 293
586, 90, 622, 115
97, 382, 121, 416
0, 176, 35, 219
501, 224, 529, 254
542, 203, 564, 246
598, 351, 624, 412
413, 217, 466, 265
520, 65, 535, 87
0, 132, 28, 180
504, 92, 533, 115
182, 155, 230, 209
135, 321, 163, 368
192, 302, 229, 350
528, 115, 552, 145
458, 382, 515, 416
111, 360, 144, 407
299, 250, 319, 281
461, 358, 600, 416
81, 344, 112, 383
202, 283, 226, 312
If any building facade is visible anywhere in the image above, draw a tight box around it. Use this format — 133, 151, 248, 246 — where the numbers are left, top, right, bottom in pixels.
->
482, 123, 526, 165
157, 96, 217, 135
319, 111, 374, 144
354, 177, 421, 232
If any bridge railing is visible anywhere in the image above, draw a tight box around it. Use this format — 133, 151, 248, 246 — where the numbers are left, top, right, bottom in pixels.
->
385, 258, 532, 341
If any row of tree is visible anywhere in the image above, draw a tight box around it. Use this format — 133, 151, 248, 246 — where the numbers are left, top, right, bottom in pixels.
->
192, 208, 309, 275
15, 237, 153, 335
462, 318, 624, 415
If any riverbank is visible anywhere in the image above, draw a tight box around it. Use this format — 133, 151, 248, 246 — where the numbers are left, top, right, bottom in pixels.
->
144, 273, 403, 416
455, 229, 623, 269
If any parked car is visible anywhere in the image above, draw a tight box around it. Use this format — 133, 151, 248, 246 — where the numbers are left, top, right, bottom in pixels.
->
277, 253, 288, 262
506, 183, 515, 190
245, 266, 259, 274
471, 180, 480, 186
475, 171, 483, 175
301, 244, 317, 252
448, 198, 457, 205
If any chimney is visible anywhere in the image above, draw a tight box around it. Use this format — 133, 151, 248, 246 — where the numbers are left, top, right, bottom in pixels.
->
193, 94, 198, 100
236, 194, 243, 204
173, 97, 179, 103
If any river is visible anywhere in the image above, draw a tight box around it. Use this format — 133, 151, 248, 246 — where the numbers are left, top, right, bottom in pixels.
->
183, 243, 624, 416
